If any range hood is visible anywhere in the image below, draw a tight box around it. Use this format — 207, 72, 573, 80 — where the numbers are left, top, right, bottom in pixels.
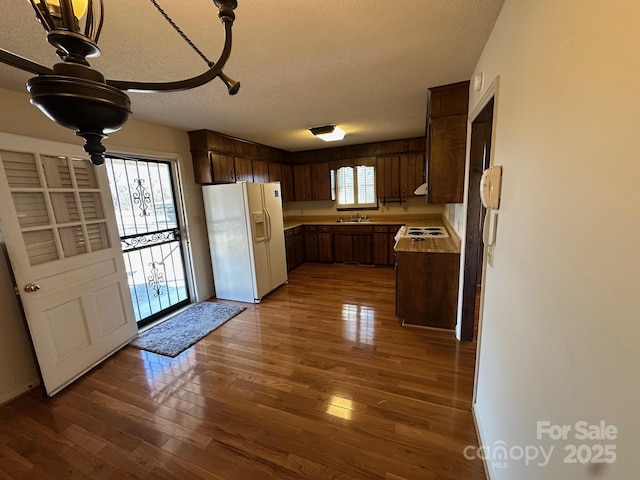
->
414, 183, 427, 195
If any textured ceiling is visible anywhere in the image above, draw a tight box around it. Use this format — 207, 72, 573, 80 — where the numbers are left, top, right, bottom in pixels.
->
0, 0, 504, 151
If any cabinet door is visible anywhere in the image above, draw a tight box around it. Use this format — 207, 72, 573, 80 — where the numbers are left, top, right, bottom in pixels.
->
293, 164, 312, 201
304, 226, 319, 262
377, 156, 400, 200
333, 234, 354, 263
285, 233, 296, 271
253, 159, 269, 183
388, 225, 402, 266
353, 234, 373, 264
268, 161, 282, 183
399, 154, 425, 198
191, 150, 212, 184
318, 228, 332, 262
232, 157, 251, 182
311, 163, 331, 201
294, 229, 305, 266
211, 153, 236, 183
281, 164, 295, 203
428, 115, 467, 203
373, 232, 388, 265
396, 251, 459, 328
425, 81, 469, 204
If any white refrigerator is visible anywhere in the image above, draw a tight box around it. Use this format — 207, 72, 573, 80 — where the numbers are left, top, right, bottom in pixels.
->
202, 182, 288, 303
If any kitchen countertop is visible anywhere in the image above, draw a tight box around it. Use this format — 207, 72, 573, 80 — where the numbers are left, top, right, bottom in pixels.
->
283, 215, 461, 254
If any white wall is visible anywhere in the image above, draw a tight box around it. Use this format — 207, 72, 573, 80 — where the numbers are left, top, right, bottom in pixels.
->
0, 87, 214, 402
465, 1, 640, 478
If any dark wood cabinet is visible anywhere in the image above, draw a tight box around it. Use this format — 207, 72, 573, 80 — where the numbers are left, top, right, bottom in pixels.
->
234, 156, 253, 182
332, 225, 373, 265
396, 251, 460, 329
310, 163, 331, 201
203, 152, 234, 183
285, 226, 305, 271
318, 226, 332, 262
285, 229, 296, 271
304, 226, 319, 261
425, 81, 469, 204
377, 154, 425, 202
400, 154, 425, 199
333, 234, 354, 264
373, 226, 389, 266
268, 161, 281, 183
372, 225, 402, 266
280, 164, 294, 203
294, 226, 304, 266
188, 129, 291, 185
293, 164, 312, 201
253, 159, 269, 183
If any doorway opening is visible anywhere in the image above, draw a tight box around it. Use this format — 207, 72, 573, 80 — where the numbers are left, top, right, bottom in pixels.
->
104, 155, 190, 328
460, 97, 494, 341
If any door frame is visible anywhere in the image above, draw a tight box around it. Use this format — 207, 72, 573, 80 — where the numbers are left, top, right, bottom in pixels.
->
456, 76, 500, 404
106, 147, 197, 317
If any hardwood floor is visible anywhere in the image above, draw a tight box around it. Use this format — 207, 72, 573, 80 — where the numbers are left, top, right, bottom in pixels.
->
0, 263, 485, 480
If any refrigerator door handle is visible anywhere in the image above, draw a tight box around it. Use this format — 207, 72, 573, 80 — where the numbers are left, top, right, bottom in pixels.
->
264, 208, 272, 241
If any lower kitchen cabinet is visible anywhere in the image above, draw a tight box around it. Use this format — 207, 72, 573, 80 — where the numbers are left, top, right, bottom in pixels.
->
318, 226, 332, 262
372, 225, 402, 266
287, 223, 402, 268
396, 251, 460, 329
333, 226, 373, 265
285, 226, 305, 271
304, 226, 319, 261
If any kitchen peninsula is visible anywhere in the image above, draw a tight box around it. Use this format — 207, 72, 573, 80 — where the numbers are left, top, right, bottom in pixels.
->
283, 214, 461, 330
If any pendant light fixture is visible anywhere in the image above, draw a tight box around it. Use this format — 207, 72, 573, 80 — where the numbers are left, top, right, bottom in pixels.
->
0, 0, 240, 165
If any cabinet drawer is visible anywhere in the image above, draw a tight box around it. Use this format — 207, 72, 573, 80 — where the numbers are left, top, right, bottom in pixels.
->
374, 225, 389, 233
284, 228, 295, 238
305, 226, 317, 232
319, 226, 330, 232
293, 226, 303, 235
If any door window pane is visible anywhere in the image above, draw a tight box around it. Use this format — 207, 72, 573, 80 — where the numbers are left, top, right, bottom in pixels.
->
86, 223, 110, 252
23, 229, 58, 265
42, 156, 73, 188
51, 192, 80, 223
80, 192, 105, 220
12, 192, 50, 228
59, 225, 87, 257
72, 158, 99, 188
1, 151, 41, 187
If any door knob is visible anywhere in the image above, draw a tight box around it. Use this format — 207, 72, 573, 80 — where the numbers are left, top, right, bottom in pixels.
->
24, 282, 41, 293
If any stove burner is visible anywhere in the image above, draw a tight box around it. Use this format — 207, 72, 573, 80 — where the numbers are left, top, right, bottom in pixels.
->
399, 225, 450, 239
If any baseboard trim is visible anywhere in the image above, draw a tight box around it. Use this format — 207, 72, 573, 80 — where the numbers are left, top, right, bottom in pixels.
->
0, 379, 40, 407
472, 403, 492, 480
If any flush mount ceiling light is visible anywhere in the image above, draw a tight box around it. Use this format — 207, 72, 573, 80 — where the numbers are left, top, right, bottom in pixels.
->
309, 125, 347, 142
0, 0, 240, 165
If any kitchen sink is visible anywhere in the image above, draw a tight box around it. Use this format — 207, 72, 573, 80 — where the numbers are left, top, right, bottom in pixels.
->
336, 218, 372, 223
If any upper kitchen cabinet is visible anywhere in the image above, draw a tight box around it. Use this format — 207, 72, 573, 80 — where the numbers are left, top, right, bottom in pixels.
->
310, 163, 331, 201
293, 164, 312, 201
187, 129, 291, 186
280, 164, 295, 203
376, 153, 425, 203
425, 81, 470, 204
293, 162, 331, 202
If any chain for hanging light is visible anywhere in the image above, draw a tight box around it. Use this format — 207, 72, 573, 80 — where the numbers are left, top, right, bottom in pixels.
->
0, 0, 240, 165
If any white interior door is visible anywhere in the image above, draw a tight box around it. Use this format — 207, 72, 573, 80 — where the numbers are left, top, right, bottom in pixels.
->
0, 133, 137, 396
